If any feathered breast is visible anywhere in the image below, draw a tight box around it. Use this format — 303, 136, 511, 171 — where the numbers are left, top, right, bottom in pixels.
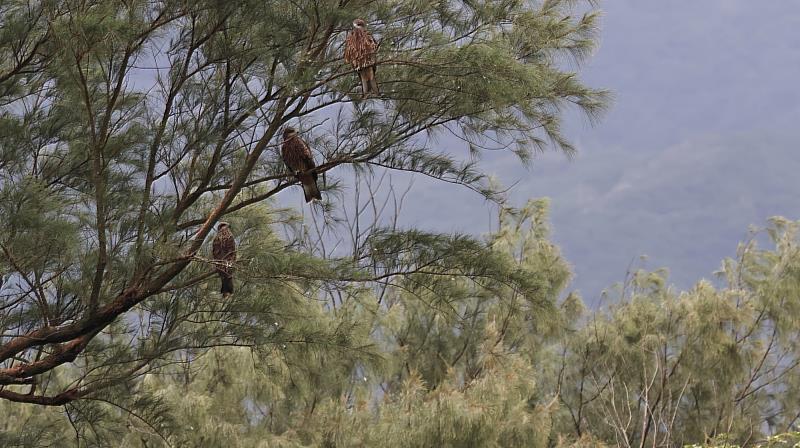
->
281, 136, 314, 172
212, 229, 236, 274
344, 29, 377, 70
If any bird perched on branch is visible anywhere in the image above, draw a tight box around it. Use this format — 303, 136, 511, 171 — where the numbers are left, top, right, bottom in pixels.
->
212, 222, 236, 296
344, 18, 379, 97
281, 127, 322, 203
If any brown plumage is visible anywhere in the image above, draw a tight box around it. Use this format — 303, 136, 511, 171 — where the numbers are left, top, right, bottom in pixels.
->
281, 127, 322, 203
344, 18, 379, 97
212, 222, 236, 295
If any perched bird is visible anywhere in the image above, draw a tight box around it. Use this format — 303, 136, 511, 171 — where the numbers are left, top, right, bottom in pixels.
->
344, 18, 379, 97
281, 127, 322, 203
212, 222, 236, 295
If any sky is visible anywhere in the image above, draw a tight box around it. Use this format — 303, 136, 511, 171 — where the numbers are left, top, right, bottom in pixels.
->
390, 1, 800, 300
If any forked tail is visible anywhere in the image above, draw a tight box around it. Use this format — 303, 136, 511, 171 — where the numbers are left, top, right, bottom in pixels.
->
220, 275, 234, 295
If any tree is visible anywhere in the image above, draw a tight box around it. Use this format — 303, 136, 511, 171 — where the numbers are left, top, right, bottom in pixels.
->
5, 187, 800, 446
550, 217, 800, 446
0, 0, 604, 413
0, 199, 579, 447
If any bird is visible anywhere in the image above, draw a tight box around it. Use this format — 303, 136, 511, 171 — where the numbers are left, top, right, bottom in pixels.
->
212, 222, 236, 296
344, 18, 379, 97
281, 127, 322, 203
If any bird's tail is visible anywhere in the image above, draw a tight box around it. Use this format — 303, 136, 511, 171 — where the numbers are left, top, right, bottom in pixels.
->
359, 67, 379, 97
367, 66, 379, 95
359, 70, 370, 97
300, 173, 322, 203
220, 275, 234, 295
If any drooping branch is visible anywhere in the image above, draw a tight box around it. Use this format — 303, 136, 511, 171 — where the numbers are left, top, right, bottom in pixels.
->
0, 387, 83, 406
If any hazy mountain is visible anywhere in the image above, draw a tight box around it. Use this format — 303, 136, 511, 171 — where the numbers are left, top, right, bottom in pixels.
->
394, 1, 800, 298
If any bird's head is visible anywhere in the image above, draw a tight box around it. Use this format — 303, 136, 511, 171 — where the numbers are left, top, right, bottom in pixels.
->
283, 127, 297, 139
352, 19, 366, 29
218, 222, 230, 230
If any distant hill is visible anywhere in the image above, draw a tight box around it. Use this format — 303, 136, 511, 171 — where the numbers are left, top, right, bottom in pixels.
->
527, 131, 800, 298
398, 130, 800, 300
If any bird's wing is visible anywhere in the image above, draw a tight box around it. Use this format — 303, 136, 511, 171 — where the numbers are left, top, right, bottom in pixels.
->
366, 32, 377, 53
225, 236, 237, 262
280, 141, 292, 169
299, 137, 316, 170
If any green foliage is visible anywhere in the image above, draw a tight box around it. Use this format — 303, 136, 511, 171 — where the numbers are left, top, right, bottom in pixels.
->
3, 193, 800, 446
547, 218, 800, 447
